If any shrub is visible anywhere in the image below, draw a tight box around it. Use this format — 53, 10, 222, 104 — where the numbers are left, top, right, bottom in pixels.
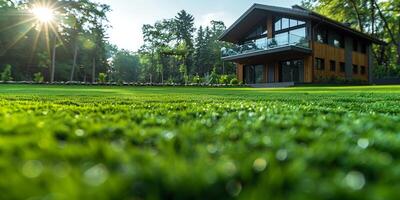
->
208, 68, 219, 84
1, 64, 13, 81
98, 73, 107, 84
192, 75, 201, 84
219, 75, 229, 84
33, 72, 44, 83
230, 78, 239, 85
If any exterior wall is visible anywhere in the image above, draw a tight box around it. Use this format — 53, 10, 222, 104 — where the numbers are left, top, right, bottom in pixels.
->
304, 55, 313, 82
352, 51, 369, 81
313, 42, 346, 81
236, 63, 244, 82
236, 56, 312, 84
311, 42, 368, 82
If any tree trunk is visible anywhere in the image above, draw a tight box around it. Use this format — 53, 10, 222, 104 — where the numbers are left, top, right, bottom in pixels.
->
50, 34, 56, 83
375, 1, 397, 45
92, 57, 96, 83
70, 43, 78, 82
371, 0, 375, 35
349, 0, 364, 32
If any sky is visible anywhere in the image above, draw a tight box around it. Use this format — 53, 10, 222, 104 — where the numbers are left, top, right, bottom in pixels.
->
95, 0, 301, 51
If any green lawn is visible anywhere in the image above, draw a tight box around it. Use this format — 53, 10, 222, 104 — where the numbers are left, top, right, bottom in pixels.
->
1, 84, 400, 199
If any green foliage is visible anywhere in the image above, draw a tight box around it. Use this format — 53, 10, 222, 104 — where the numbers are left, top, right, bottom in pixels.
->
208, 67, 219, 84
0, 64, 12, 81
0, 0, 111, 82
219, 75, 229, 84
111, 50, 140, 82
230, 77, 239, 85
1, 85, 400, 199
33, 72, 44, 83
98, 73, 107, 83
192, 74, 201, 84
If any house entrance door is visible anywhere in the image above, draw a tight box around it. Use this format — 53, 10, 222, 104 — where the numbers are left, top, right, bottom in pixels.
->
244, 65, 264, 84
280, 60, 304, 82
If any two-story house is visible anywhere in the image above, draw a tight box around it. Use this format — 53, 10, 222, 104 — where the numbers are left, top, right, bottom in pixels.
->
219, 4, 385, 86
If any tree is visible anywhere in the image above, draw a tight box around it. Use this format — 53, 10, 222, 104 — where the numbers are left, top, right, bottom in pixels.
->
111, 49, 140, 82
174, 10, 195, 74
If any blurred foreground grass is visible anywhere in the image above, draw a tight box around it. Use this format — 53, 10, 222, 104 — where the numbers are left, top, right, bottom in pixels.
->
0, 85, 400, 199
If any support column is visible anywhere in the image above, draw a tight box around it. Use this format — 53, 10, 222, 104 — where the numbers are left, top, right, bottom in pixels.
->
236, 63, 244, 82
267, 16, 273, 38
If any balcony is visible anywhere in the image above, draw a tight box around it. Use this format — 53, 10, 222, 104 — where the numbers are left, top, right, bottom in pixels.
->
221, 34, 311, 61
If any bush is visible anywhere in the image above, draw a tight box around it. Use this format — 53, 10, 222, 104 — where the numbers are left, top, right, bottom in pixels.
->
208, 68, 219, 84
1, 64, 13, 81
230, 78, 239, 85
219, 75, 229, 84
98, 73, 107, 84
33, 72, 44, 83
192, 75, 201, 84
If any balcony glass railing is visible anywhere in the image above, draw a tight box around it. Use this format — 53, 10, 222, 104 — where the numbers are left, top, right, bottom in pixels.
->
221, 34, 310, 58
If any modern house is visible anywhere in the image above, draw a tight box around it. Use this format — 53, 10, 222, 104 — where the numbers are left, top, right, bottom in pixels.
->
219, 4, 385, 85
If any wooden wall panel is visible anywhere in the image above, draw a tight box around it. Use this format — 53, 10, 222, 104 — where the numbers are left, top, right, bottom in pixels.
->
313, 42, 346, 82
267, 17, 273, 38
236, 63, 244, 82
352, 52, 368, 81
304, 55, 313, 83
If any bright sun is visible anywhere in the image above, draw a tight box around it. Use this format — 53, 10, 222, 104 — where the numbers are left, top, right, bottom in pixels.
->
32, 7, 54, 23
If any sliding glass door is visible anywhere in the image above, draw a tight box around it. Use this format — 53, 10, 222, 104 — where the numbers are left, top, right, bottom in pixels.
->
244, 65, 264, 84
280, 60, 304, 82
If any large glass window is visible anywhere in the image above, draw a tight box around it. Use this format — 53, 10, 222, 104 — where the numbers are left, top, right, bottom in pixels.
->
274, 17, 306, 32
315, 58, 325, 71
244, 65, 265, 84
280, 60, 304, 82
361, 66, 366, 75
290, 27, 306, 38
275, 19, 281, 31
353, 64, 358, 74
245, 24, 267, 40
330, 60, 336, 72
340, 62, 346, 73
361, 43, 367, 54
281, 18, 289, 29
315, 28, 328, 44
330, 32, 344, 48
275, 32, 289, 46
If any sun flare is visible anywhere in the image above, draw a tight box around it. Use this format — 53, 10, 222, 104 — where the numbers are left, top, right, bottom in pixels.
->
32, 7, 54, 23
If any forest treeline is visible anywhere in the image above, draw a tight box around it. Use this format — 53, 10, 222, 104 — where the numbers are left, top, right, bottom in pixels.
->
1, 0, 400, 83
0, 0, 235, 84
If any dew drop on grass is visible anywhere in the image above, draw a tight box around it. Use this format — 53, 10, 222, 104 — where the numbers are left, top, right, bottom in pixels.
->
253, 158, 268, 172
276, 149, 288, 161
22, 160, 44, 178
226, 180, 242, 197
344, 171, 366, 190
223, 161, 237, 177
84, 164, 109, 186
357, 138, 369, 149
206, 144, 218, 154
75, 129, 85, 137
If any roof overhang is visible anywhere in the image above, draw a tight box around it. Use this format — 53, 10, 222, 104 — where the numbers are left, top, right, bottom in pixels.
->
218, 4, 310, 43
219, 4, 386, 45
222, 46, 312, 63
